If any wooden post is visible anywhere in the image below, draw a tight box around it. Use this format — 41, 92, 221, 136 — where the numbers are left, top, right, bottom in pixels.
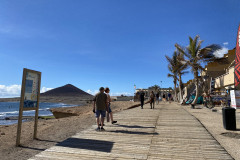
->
16, 69, 27, 146
33, 72, 41, 139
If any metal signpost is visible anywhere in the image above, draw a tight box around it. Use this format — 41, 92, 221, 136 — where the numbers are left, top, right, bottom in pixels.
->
16, 68, 41, 146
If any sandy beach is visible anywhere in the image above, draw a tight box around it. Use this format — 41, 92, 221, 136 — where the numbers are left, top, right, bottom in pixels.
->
0, 100, 141, 160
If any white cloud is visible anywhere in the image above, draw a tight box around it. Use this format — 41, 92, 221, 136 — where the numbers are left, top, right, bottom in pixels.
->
213, 47, 228, 58
110, 92, 132, 96
223, 42, 229, 46
86, 90, 132, 96
87, 89, 99, 95
0, 84, 21, 98
40, 87, 53, 93
0, 84, 53, 98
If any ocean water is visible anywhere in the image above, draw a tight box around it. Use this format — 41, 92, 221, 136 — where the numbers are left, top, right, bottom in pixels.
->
0, 102, 77, 125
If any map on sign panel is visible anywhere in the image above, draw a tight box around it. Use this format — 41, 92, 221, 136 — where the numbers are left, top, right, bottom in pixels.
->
23, 72, 39, 108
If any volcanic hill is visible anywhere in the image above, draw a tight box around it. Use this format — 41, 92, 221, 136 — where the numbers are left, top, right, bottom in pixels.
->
41, 84, 93, 98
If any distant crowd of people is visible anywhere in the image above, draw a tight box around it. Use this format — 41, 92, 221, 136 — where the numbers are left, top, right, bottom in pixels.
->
92, 87, 117, 131
139, 91, 172, 109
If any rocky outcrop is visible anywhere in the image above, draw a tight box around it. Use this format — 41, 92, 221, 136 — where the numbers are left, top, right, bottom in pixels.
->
50, 107, 80, 119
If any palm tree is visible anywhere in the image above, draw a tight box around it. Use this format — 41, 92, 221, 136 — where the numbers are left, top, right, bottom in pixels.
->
166, 50, 188, 102
167, 63, 178, 101
175, 35, 221, 105
166, 52, 178, 101
175, 51, 188, 102
149, 85, 160, 92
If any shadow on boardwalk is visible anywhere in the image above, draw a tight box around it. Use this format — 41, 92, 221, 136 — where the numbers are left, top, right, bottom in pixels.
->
108, 130, 158, 135
56, 138, 114, 153
115, 124, 155, 129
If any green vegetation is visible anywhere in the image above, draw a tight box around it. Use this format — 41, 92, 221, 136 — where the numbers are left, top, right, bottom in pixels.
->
38, 116, 55, 120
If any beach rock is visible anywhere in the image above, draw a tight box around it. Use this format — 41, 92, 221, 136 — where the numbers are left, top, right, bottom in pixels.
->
4, 117, 10, 120
50, 109, 79, 119
1, 132, 5, 135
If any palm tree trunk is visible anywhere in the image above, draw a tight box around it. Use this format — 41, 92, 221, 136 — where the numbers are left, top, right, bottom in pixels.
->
178, 74, 183, 102
192, 69, 199, 105
174, 80, 177, 102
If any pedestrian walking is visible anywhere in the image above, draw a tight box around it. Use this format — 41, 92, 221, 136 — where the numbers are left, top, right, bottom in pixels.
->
150, 91, 155, 109
168, 93, 172, 102
93, 87, 108, 131
140, 91, 145, 109
105, 87, 117, 124
156, 92, 160, 104
163, 94, 166, 102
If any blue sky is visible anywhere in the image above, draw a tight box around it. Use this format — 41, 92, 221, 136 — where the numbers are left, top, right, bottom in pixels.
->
0, 0, 240, 97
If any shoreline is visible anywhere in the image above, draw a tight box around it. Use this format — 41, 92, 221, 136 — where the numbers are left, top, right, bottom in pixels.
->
0, 96, 135, 126
0, 98, 87, 126
0, 96, 92, 105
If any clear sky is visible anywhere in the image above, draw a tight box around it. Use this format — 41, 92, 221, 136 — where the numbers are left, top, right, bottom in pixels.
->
0, 0, 240, 97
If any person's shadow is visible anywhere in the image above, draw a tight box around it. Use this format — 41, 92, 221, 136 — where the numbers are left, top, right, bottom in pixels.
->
114, 124, 155, 129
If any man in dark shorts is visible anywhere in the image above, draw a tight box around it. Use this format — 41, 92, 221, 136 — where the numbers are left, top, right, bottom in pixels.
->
168, 93, 172, 101
140, 91, 145, 109
93, 87, 108, 131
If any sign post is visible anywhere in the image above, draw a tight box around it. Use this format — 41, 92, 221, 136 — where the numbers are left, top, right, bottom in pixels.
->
16, 68, 41, 146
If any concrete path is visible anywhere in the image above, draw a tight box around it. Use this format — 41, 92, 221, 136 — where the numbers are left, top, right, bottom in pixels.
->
29, 103, 233, 160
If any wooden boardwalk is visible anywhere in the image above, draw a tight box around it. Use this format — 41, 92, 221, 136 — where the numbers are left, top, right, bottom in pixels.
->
29, 103, 233, 160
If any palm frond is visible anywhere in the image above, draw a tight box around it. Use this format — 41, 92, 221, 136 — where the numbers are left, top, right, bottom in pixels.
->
192, 35, 200, 55
167, 73, 174, 77
175, 43, 191, 59
198, 44, 222, 62
196, 40, 203, 51
165, 55, 173, 64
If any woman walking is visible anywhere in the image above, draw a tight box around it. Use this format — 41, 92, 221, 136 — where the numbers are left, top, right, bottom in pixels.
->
140, 91, 145, 109
163, 94, 166, 102
150, 91, 155, 109
105, 87, 117, 124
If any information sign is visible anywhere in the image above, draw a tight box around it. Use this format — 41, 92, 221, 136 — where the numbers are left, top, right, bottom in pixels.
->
16, 68, 41, 146
230, 90, 240, 109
